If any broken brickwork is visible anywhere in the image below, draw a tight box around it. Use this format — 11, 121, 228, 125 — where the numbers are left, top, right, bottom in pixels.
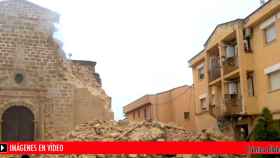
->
0, 0, 113, 140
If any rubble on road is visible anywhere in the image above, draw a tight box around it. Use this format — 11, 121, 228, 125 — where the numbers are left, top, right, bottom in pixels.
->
56, 120, 245, 158
63, 120, 232, 142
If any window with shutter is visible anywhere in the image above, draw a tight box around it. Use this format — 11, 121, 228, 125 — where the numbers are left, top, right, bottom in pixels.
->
269, 70, 280, 91
198, 66, 205, 80
200, 98, 207, 111
247, 72, 255, 96
264, 24, 277, 44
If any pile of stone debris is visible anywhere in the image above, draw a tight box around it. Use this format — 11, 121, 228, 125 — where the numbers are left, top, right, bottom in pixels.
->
56, 120, 245, 158
63, 120, 231, 142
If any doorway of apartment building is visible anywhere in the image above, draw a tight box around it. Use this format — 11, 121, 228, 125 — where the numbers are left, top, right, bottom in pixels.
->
1, 106, 34, 141
234, 124, 249, 140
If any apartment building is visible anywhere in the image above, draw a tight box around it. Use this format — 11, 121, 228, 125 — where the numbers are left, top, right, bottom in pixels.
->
123, 85, 198, 129
189, 0, 280, 139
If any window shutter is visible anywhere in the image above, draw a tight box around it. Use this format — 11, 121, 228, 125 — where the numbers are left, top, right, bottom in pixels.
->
265, 25, 277, 43
270, 70, 280, 91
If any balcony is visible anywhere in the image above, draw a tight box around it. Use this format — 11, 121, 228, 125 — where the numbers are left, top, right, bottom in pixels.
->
223, 79, 243, 115
209, 84, 223, 118
222, 56, 239, 75
208, 47, 221, 82
222, 38, 239, 75
209, 95, 223, 118
209, 56, 221, 82
224, 94, 242, 107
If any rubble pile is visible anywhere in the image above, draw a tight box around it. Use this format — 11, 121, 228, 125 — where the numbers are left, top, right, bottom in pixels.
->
63, 120, 231, 142
57, 120, 245, 158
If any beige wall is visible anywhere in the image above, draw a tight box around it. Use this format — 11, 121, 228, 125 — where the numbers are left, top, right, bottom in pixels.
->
192, 59, 219, 131
126, 104, 152, 121
124, 86, 197, 129
249, 7, 280, 114
194, 114, 218, 131
192, 59, 208, 114
171, 86, 197, 129
156, 91, 174, 123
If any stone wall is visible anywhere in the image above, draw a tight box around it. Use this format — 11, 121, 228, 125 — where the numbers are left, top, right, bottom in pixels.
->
0, 0, 113, 140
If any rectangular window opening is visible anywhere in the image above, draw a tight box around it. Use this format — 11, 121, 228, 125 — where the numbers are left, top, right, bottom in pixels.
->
264, 24, 277, 44
184, 112, 190, 120
200, 98, 207, 111
247, 72, 255, 96
269, 70, 280, 91
198, 65, 205, 80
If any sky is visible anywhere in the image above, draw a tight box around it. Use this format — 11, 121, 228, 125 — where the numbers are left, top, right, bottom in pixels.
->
29, 0, 261, 120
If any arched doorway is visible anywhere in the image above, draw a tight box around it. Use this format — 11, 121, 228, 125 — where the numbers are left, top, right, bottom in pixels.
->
2, 106, 34, 141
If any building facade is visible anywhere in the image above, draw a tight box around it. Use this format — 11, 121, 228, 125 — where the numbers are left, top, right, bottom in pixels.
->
124, 85, 198, 129
189, 0, 280, 139
0, 0, 113, 141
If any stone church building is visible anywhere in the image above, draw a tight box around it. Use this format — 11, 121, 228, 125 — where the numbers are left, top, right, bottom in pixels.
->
0, 0, 114, 141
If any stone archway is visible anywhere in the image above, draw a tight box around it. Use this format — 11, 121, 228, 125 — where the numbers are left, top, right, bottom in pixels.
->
1, 106, 35, 141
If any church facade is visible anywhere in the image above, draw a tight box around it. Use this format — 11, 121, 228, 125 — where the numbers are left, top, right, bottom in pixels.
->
0, 0, 113, 141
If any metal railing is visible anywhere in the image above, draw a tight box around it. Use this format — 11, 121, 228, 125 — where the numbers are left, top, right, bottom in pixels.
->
224, 94, 243, 114
223, 56, 239, 74
209, 56, 221, 81
224, 94, 242, 106
209, 68, 221, 81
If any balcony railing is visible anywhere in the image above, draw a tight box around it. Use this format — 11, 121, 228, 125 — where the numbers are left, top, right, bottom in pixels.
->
209, 56, 221, 81
225, 94, 242, 106
224, 94, 243, 115
209, 68, 221, 82
223, 56, 239, 75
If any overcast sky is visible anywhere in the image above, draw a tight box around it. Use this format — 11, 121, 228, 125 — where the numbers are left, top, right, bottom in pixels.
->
30, 0, 261, 120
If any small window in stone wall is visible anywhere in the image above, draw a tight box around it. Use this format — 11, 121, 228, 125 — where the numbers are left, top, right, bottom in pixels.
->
15, 73, 24, 84
184, 112, 190, 120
